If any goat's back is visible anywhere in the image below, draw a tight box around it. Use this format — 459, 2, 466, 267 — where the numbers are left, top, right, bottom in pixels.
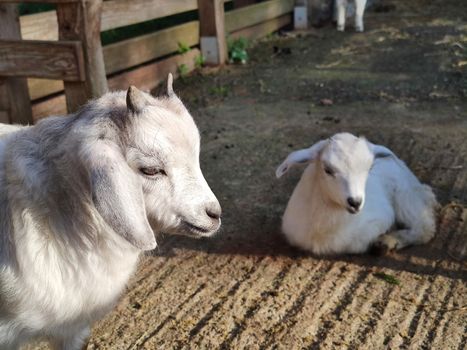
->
0, 123, 28, 138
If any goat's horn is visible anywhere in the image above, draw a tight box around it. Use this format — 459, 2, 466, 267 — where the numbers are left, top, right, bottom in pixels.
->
167, 73, 174, 96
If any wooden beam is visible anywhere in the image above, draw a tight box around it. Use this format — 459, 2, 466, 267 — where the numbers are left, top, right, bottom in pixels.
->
19, 1, 235, 41
104, 21, 199, 75
102, 0, 198, 32
27, 20, 201, 100
20, 1, 198, 41
0, 3, 33, 125
56, 0, 107, 113
229, 13, 291, 40
32, 49, 201, 121
0, 40, 84, 81
198, 0, 227, 65
108, 49, 200, 92
225, 0, 294, 33
20, 10, 58, 41
28, 78, 63, 101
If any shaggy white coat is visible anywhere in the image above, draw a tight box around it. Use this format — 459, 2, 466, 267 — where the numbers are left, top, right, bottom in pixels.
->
0, 76, 221, 349
276, 133, 437, 255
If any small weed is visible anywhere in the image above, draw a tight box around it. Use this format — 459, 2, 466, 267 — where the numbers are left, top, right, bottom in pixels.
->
178, 64, 189, 77
178, 42, 191, 54
374, 272, 401, 285
194, 55, 206, 69
228, 37, 249, 64
209, 86, 229, 97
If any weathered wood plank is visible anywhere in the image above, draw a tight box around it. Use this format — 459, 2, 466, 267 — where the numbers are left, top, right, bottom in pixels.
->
57, 0, 107, 112
0, 40, 84, 81
20, 0, 198, 41
27, 21, 201, 100
104, 21, 199, 75
225, 0, 294, 33
28, 78, 63, 100
0, 3, 33, 124
32, 49, 200, 120
19, 0, 235, 40
229, 13, 291, 40
20, 11, 58, 41
102, 0, 198, 32
108, 48, 200, 92
198, 0, 227, 65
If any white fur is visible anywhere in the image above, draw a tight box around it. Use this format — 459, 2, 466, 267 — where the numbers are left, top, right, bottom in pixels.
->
276, 132, 437, 255
335, 0, 368, 32
0, 76, 221, 349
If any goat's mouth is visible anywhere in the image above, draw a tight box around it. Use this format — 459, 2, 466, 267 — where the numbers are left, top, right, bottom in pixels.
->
180, 220, 219, 237
346, 206, 360, 214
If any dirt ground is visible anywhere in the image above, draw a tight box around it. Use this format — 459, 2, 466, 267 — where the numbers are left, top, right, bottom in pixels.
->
29, 0, 466, 349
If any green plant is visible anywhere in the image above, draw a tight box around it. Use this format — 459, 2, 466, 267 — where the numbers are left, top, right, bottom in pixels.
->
177, 42, 191, 54
209, 86, 229, 98
194, 55, 206, 69
374, 272, 400, 285
228, 37, 249, 64
178, 64, 189, 77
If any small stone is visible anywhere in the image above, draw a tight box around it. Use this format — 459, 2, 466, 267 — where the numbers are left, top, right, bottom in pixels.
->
320, 98, 333, 106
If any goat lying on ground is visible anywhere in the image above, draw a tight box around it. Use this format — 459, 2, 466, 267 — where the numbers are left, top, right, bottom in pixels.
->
335, 0, 368, 32
276, 132, 437, 255
0, 75, 221, 349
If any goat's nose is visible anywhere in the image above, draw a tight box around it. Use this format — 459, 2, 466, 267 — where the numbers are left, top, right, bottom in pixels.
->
347, 197, 362, 209
205, 202, 222, 221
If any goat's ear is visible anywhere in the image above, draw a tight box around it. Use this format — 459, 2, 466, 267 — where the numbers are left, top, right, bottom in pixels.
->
126, 85, 148, 114
276, 140, 327, 178
85, 141, 156, 251
370, 143, 394, 159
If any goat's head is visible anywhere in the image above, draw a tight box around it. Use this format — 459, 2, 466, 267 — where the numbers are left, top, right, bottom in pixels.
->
76, 74, 221, 250
276, 132, 393, 214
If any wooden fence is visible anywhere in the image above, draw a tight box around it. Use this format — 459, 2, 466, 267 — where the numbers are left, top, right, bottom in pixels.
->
0, 0, 295, 123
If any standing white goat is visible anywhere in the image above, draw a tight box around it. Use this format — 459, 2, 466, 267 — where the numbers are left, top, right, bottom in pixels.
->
0, 74, 221, 349
335, 0, 368, 32
276, 133, 437, 255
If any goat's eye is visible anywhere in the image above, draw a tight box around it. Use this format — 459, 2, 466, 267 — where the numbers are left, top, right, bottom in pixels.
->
324, 166, 335, 176
140, 167, 166, 176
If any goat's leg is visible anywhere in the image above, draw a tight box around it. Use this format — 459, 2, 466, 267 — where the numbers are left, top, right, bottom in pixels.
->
354, 0, 367, 32
51, 326, 90, 350
372, 226, 435, 254
336, 0, 347, 31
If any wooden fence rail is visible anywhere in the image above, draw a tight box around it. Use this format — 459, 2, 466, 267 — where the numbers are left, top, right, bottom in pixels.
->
0, 0, 296, 123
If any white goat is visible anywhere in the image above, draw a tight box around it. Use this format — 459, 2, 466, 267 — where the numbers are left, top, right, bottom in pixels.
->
276, 132, 437, 255
335, 0, 368, 32
0, 74, 221, 349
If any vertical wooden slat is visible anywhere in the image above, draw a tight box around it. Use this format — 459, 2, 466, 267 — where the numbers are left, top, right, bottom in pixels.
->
0, 4, 33, 124
56, 0, 107, 113
197, 0, 227, 65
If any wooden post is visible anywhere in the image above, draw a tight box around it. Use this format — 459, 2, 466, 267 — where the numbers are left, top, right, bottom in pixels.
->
0, 4, 33, 124
56, 0, 107, 113
294, 0, 308, 29
197, 0, 227, 65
